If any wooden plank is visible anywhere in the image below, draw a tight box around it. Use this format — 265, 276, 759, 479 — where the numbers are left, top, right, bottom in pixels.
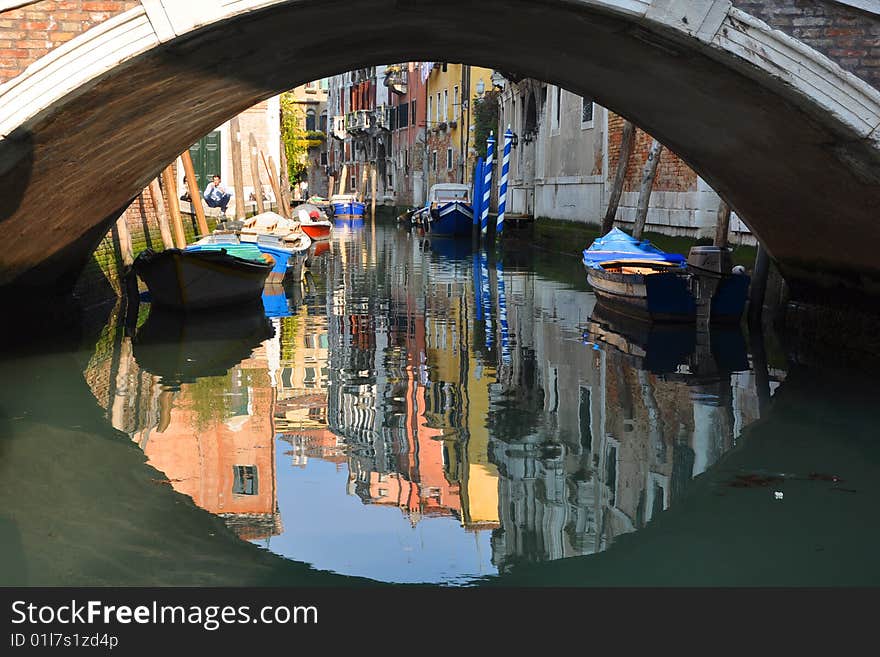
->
328, 175, 335, 200
229, 117, 247, 220
148, 178, 175, 249
248, 133, 265, 214
180, 149, 210, 236
160, 165, 187, 248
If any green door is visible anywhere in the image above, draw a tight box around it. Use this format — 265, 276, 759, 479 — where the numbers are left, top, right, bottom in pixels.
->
188, 130, 222, 193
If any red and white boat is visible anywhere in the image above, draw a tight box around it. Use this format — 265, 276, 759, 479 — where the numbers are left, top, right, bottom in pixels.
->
293, 204, 332, 241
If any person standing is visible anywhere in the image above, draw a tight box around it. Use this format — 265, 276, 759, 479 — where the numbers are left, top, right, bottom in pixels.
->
203, 174, 231, 217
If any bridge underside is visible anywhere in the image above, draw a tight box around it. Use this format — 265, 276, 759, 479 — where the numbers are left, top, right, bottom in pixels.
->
2, 0, 880, 305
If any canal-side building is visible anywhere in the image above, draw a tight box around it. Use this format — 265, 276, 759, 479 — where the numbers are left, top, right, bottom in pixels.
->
495, 75, 754, 243
326, 67, 392, 205
423, 63, 495, 191
385, 62, 427, 207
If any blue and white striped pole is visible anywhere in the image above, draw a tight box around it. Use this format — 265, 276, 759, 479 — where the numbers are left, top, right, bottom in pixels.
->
496, 126, 513, 239
480, 132, 495, 236
496, 259, 510, 364
472, 157, 484, 229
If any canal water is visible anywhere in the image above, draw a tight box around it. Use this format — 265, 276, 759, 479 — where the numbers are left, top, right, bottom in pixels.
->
2, 222, 879, 586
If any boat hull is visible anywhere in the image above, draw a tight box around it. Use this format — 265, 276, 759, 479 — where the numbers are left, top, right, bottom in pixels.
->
300, 221, 332, 240
133, 249, 272, 310
587, 267, 750, 324
586, 268, 696, 322
428, 202, 473, 237
332, 201, 366, 218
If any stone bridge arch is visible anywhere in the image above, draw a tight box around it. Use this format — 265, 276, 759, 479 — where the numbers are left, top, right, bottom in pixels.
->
2, 0, 880, 300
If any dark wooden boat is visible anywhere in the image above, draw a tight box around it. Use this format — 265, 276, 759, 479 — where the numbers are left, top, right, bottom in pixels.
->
133, 246, 273, 310
583, 229, 749, 323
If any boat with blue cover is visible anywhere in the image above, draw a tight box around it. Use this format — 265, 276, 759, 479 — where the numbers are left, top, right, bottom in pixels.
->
190, 229, 309, 284
330, 193, 366, 223
582, 228, 749, 323
423, 183, 473, 237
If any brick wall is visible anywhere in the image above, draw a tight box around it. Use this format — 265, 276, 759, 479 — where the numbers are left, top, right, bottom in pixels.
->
607, 112, 698, 193
733, 0, 880, 90
0, 0, 139, 83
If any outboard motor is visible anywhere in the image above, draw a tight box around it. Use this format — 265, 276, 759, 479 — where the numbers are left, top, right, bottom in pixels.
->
687, 246, 733, 328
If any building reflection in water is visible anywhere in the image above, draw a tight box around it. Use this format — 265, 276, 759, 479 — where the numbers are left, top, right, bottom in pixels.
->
83, 225, 781, 582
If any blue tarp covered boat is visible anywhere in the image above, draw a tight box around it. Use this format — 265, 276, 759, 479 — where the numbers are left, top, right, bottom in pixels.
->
582, 228, 748, 323
582, 228, 686, 269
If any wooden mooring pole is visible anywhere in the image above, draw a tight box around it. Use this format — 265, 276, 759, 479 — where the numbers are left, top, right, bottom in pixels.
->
715, 200, 731, 248
249, 133, 265, 214
632, 138, 663, 241
749, 245, 771, 326
229, 117, 247, 220
339, 164, 348, 195
262, 150, 286, 217
180, 150, 209, 237
370, 163, 378, 220
160, 166, 187, 248
602, 119, 635, 235
148, 179, 174, 249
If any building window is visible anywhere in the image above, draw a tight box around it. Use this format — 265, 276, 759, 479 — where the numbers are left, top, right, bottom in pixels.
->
319, 111, 328, 133
453, 86, 459, 119
404, 148, 409, 171
428, 96, 433, 125
410, 100, 416, 125
443, 89, 448, 122
437, 93, 441, 122
232, 465, 258, 496
446, 147, 453, 170
432, 150, 437, 172
581, 97, 594, 128
306, 109, 316, 132
320, 152, 327, 165
398, 102, 409, 129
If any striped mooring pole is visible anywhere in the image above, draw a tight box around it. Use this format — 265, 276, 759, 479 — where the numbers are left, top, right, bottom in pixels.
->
480, 132, 495, 236
496, 126, 513, 239
472, 157, 485, 229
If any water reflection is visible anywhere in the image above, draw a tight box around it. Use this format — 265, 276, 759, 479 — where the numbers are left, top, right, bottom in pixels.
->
86, 223, 784, 584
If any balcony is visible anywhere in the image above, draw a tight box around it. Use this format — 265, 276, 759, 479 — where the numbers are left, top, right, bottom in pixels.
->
373, 105, 391, 131
345, 110, 371, 133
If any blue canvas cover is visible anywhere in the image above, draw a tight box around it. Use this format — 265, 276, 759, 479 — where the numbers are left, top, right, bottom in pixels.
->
582, 228, 686, 269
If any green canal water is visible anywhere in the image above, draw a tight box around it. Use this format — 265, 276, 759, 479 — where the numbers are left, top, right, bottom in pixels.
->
1, 222, 878, 586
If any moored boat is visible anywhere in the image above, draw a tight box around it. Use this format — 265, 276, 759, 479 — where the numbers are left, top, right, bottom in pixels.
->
582, 228, 749, 323
133, 245, 273, 310
293, 203, 333, 241
191, 229, 309, 284
424, 183, 473, 237
330, 193, 366, 221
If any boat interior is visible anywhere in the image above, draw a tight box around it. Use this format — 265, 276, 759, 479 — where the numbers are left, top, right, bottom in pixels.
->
599, 260, 683, 275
